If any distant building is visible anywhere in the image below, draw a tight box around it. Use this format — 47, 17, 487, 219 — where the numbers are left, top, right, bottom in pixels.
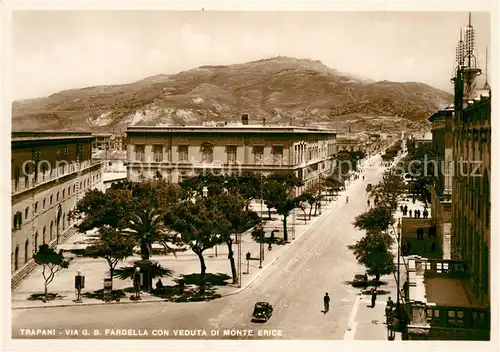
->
11, 131, 103, 286
125, 115, 337, 193
413, 131, 433, 148
92, 149, 127, 189
92, 132, 125, 151
336, 134, 363, 153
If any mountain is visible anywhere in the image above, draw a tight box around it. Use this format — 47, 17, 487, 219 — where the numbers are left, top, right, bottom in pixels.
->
11, 56, 453, 132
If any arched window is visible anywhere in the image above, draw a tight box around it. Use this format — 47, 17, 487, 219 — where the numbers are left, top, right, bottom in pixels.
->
62, 213, 66, 230
62, 189, 65, 198
14, 246, 19, 271
42, 226, 46, 244
24, 239, 29, 263
34, 232, 39, 253
68, 186, 71, 195
50, 221, 53, 241
25, 207, 29, 220
200, 143, 214, 163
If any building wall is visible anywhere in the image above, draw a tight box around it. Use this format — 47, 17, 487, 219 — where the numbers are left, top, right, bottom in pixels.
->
11, 134, 104, 274
451, 97, 491, 306
125, 128, 337, 189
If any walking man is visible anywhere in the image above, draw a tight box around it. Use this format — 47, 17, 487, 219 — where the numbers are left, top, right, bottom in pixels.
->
323, 292, 330, 313
371, 288, 377, 308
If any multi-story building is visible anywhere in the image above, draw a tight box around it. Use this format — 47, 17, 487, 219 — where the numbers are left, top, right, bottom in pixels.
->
11, 131, 103, 286
92, 132, 125, 151
125, 116, 337, 192
92, 149, 127, 189
404, 15, 490, 340
428, 106, 454, 259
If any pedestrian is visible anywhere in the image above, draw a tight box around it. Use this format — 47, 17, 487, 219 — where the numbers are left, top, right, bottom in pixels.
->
155, 278, 163, 290
404, 205, 408, 215
323, 292, 330, 313
371, 288, 377, 308
385, 296, 394, 317
409, 209, 412, 217
400, 205, 404, 213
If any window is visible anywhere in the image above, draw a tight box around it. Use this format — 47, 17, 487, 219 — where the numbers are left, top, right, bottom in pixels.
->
227, 146, 237, 164
43, 226, 46, 244
73, 185, 76, 193
135, 145, 145, 162
34, 202, 38, 213
24, 239, 29, 263
178, 145, 189, 162
201, 143, 213, 163
272, 146, 284, 164
254, 146, 264, 164
50, 195, 53, 205
14, 166, 20, 191
14, 246, 19, 271
68, 186, 71, 195
154, 145, 163, 162
43, 198, 46, 209
63, 189, 66, 198
25, 207, 29, 220
56, 192, 59, 201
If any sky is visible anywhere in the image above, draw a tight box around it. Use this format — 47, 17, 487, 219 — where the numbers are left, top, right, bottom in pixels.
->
12, 11, 491, 100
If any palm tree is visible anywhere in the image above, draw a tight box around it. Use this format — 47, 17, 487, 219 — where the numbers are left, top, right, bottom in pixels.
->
122, 209, 177, 260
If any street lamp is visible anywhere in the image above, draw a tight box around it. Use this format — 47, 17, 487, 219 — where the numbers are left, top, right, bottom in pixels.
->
201, 186, 216, 257
396, 218, 402, 316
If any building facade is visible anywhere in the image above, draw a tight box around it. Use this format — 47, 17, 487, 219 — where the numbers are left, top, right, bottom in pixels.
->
125, 122, 337, 191
428, 107, 454, 259
11, 131, 103, 277
451, 94, 490, 306
92, 132, 125, 151
92, 149, 127, 189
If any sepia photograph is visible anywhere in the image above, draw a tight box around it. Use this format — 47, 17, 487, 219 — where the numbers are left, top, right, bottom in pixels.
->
4, 4, 496, 349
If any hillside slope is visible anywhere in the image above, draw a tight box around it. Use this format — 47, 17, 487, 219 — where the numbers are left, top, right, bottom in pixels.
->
12, 56, 452, 132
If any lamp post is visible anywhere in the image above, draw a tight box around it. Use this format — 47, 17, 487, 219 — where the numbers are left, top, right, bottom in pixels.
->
201, 186, 217, 257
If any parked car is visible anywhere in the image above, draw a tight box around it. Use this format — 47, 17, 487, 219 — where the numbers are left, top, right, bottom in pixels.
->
251, 302, 273, 322
352, 274, 368, 288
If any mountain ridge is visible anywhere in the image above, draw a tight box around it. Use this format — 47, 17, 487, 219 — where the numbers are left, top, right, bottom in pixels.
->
12, 56, 452, 132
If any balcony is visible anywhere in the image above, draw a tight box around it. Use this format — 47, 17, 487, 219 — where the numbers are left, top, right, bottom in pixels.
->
405, 257, 490, 340
12, 160, 102, 196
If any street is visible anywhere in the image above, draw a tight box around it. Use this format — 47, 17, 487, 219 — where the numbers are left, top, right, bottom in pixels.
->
12, 156, 387, 340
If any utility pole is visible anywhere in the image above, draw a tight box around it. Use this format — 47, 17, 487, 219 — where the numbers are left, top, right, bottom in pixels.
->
238, 233, 242, 288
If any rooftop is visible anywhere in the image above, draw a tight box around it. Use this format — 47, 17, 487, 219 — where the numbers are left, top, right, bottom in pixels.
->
12, 131, 94, 143
126, 124, 337, 135
92, 150, 127, 160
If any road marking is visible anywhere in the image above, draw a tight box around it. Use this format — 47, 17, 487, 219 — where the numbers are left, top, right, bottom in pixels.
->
343, 295, 361, 340
343, 321, 357, 340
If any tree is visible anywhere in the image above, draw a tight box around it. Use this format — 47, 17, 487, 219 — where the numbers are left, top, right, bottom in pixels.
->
225, 172, 262, 211
262, 179, 282, 219
348, 231, 396, 281
207, 193, 258, 284
166, 197, 229, 293
84, 227, 135, 280
122, 209, 171, 261
72, 187, 133, 231
354, 206, 394, 233
296, 192, 315, 221
33, 244, 70, 302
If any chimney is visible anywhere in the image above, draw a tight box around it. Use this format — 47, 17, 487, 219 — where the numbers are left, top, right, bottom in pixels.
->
241, 114, 249, 125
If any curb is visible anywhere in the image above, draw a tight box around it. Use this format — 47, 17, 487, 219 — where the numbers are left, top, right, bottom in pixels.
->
12, 297, 166, 310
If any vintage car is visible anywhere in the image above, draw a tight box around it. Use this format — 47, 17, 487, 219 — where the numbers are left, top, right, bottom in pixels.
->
352, 274, 368, 288
251, 302, 273, 322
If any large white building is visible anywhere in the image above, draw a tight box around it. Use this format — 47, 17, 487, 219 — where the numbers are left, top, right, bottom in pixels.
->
11, 131, 104, 286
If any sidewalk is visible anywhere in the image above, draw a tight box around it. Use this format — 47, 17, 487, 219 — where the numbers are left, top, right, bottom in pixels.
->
11, 181, 355, 310
348, 153, 407, 341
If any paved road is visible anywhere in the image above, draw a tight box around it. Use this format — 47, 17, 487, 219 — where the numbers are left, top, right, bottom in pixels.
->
12, 156, 386, 340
